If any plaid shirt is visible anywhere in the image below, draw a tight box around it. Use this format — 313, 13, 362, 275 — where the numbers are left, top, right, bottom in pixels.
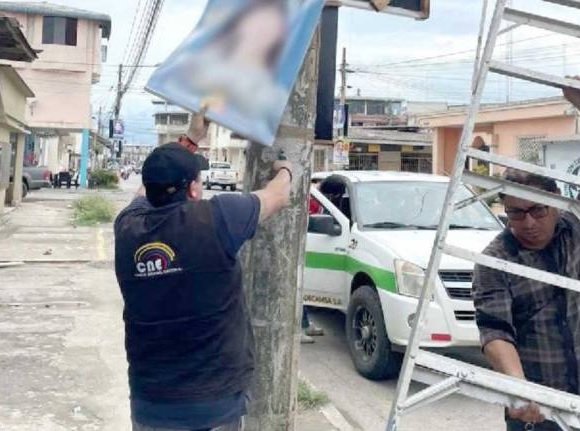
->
473, 212, 580, 393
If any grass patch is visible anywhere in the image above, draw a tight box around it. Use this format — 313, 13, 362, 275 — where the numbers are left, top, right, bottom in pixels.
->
88, 169, 119, 189
297, 379, 329, 410
73, 195, 115, 226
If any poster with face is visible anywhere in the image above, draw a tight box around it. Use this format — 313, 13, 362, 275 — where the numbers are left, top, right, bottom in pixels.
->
146, 0, 324, 147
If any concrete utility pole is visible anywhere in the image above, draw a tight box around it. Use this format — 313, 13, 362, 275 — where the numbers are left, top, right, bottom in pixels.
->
241, 31, 320, 431
340, 47, 347, 107
114, 64, 124, 120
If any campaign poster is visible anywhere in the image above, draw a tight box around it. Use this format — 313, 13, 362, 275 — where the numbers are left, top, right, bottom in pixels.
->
146, 0, 324, 147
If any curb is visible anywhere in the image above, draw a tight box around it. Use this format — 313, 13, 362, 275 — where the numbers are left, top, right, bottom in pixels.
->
299, 375, 357, 431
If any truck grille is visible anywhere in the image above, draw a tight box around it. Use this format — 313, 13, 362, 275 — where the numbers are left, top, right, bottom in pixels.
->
454, 310, 476, 321
439, 270, 473, 283
439, 270, 474, 301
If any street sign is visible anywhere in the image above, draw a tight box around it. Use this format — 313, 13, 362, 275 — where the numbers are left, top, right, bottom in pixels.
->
339, 0, 430, 19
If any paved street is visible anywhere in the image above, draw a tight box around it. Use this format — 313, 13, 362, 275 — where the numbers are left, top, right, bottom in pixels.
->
0, 176, 509, 431
301, 308, 505, 431
0, 177, 342, 431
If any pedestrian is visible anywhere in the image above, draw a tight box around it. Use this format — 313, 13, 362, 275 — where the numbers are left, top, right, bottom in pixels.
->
300, 177, 329, 344
473, 168, 580, 431
319, 174, 350, 220
114, 142, 293, 431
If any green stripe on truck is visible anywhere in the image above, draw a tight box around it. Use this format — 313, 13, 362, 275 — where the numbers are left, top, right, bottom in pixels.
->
305, 252, 397, 293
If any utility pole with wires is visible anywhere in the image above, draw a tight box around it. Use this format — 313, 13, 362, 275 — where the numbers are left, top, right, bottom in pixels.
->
340, 46, 347, 106
241, 32, 320, 431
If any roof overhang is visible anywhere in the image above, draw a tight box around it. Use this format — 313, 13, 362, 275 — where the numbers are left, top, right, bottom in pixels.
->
0, 16, 38, 62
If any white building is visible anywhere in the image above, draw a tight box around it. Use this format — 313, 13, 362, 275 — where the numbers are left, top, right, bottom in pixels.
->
152, 100, 247, 181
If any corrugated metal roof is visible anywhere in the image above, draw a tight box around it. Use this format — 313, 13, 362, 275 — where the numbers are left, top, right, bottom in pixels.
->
0, 2, 112, 38
349, 127, 432, 145
0, 16, 37, 62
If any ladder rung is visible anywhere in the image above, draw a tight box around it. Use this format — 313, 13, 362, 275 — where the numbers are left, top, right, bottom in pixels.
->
414, 350, 580, 428
442, 243, 580, 292
489, 60, 580, 90
466, 148, 580, 187
504, 7, 580, 38
544, 0, 580, 9
462, 171, 580, 217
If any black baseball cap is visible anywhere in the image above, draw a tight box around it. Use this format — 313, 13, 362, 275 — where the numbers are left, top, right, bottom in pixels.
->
142, 142, 208, 187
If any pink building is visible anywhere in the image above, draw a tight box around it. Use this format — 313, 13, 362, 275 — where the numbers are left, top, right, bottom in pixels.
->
0, 2, 111, 186
418, 97, 579, 177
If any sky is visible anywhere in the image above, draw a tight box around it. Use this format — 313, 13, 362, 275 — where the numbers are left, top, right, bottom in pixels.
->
18, 0, 580, 144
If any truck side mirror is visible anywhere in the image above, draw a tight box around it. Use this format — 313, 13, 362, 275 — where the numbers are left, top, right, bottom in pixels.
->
308, 215, 342, 236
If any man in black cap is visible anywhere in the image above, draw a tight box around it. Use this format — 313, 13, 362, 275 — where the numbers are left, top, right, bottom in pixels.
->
114, 142, 293, 431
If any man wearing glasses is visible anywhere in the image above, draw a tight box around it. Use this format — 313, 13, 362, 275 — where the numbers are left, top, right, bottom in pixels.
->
473, 168, 580, 431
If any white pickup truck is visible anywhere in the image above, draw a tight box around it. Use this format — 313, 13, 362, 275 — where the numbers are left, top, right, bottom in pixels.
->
202, 162, 238, 191
305, 171, 503, 380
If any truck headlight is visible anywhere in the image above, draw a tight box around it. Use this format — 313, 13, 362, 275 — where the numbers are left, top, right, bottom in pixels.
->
395, 260, 427, 298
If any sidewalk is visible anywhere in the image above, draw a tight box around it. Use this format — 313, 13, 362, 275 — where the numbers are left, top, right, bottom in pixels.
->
0, 185, 347, 431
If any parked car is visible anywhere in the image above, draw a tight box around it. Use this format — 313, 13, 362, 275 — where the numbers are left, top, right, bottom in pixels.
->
12, 166, 53, 198
305, 171, 503, 380
53, 170, 79, 189
202, 161, 238, 191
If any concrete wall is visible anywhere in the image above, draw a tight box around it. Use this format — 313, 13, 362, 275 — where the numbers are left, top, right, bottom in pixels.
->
3, 11, 103, 130
431, 114, 577, 176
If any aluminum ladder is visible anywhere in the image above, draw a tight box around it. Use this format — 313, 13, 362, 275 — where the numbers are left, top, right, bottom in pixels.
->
386, 1, 580, 430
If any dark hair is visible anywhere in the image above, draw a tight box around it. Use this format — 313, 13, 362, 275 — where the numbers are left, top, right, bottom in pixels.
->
320, 175, 346, 197
500, 168, 558, 200
146, 182, 192, 208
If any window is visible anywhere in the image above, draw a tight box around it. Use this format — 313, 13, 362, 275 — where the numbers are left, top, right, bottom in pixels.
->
367, 101, 386, 115
155, 114, 168, 125
348, 101, 365, 114
356, 182, 501, 231
43, 16, 77, 46
170, 114, 188, 126
313, 149, 325, 172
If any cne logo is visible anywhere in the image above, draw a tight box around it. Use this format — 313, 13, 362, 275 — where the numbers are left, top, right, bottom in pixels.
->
134, 242, 182, 277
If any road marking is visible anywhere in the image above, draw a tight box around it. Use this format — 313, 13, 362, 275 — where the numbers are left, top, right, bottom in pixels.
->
96, 228, 106, 261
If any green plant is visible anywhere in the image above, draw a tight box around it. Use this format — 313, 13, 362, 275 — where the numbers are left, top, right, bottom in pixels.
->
88, 169, 119, 189
297, 380, 329, 410
73, 195, 115, 226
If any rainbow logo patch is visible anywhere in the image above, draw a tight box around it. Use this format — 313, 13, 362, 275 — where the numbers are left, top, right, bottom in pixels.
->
134, 242, 180, 277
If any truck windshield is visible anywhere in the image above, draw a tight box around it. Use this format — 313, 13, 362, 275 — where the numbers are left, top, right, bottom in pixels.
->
356, 181, 501, 231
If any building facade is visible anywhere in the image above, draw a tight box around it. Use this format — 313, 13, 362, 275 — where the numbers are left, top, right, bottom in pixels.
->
418, 96, 579, 177
0, 2, 111, 186
122, 143, 152, 166
153, 101, 247, 181
321, 97, 442, 173
0, 17, 37, 214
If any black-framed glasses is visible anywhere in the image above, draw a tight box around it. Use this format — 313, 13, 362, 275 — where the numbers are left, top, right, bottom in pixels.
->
505, 205, 549, 221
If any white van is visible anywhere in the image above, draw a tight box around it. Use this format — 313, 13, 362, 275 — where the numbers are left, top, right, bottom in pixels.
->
304, 171, 503, 380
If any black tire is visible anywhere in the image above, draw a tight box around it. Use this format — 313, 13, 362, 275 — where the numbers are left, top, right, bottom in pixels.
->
21, 181, 29, 199
221, 185, 227, 191
206, 182, 211, 190
230, 184, 237, 192
346, 286, 402, 380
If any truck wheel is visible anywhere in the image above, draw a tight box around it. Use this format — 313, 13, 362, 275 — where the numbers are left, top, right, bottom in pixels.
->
206, 182, 211, 190
22, 181, 29, 199
230, 184, 237, 192
346, 286, 402, 380
221, 185, 227, 191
